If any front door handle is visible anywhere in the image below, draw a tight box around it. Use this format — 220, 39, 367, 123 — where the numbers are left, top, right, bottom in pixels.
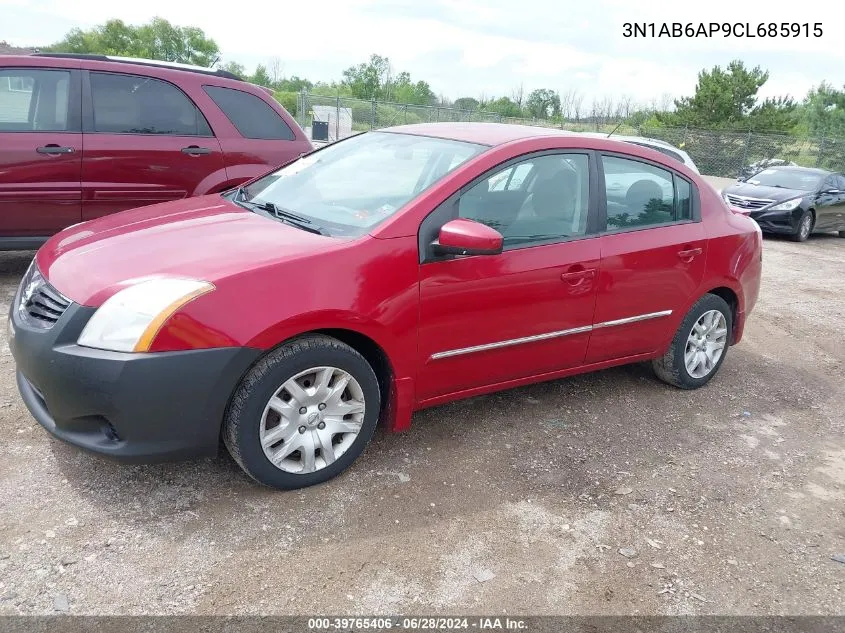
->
181, 145, 212, 155
678, 247, 703, 261
561, 268, 596, 285
36, 144, 74, 155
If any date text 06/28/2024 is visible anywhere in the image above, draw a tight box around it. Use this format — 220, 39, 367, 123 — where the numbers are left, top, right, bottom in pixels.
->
623, 22, 823, 38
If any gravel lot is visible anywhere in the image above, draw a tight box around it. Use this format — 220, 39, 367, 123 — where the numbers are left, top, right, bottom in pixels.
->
1, 206, 844, 615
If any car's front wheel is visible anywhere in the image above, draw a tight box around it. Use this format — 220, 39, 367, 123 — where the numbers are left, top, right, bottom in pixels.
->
791, 210, 814, 242
652, 294, 733, 390
223, 334, 381, 490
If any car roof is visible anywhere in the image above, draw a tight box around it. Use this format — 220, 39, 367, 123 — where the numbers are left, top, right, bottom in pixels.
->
384, 122, 578, 146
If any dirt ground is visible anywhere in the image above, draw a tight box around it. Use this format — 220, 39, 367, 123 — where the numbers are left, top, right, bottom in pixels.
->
0, 222, 843, 616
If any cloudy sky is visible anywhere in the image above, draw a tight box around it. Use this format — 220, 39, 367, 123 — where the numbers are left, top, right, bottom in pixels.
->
1, 0, 840, 106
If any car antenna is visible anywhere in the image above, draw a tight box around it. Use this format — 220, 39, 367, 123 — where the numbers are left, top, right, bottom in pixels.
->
607, 120, 624, 138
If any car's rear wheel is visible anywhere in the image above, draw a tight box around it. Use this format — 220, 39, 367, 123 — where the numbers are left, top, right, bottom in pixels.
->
223, 334, 380, 490
839, 230, 845, 238
652, 294, 733, 390
791, 210, 813, 242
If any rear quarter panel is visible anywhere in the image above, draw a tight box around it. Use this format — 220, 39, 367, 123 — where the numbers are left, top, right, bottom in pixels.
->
698, 182, 763, 340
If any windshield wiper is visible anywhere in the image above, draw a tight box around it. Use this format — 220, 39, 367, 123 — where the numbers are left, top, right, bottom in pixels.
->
232, 189, 329, 236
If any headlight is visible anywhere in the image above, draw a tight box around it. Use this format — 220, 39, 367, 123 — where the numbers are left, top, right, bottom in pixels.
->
768, 198, 802, 211
78, 278, 214, 353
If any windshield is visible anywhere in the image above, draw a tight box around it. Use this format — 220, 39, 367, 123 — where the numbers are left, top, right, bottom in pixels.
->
239, 131, 486, 237
745, 169, 823, 191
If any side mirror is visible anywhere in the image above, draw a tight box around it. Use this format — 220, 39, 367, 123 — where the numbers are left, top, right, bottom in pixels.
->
434, 218, 503, 257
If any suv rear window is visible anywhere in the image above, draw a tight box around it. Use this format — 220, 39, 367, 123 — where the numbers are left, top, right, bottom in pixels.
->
203, 85, 294, 140
90, 72, 212, 136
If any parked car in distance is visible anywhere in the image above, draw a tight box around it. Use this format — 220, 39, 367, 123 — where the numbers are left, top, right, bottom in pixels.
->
579, 133, 700, 173
721, 165, 845, 241
0, 53, 313, 249
9, 122, 763, 490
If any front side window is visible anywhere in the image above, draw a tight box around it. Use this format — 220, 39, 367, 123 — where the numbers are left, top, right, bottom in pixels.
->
836, 175, 845, 191
203, 85, 294, 140
603, 155, 689, 230
239, 131, 485, 237
458, 153, 591, 248
0, 69, 70, 131
90, 72, 211, 136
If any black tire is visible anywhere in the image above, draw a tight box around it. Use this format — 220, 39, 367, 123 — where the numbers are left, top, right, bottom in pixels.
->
652, 294, 733, 390
222, 334, 381, 490
790, 210, 813, 242
839, 230, 845, 238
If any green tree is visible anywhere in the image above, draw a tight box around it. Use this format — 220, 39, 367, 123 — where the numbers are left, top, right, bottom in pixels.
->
526, 88, 561, 119
453, 97, 479, 111
486, 97, 522, 118
250, 64, 271, 87
393, 75, 436, 106
279, 76, 314, 93
218, 61, 246, 79
47, 17, 219, 67
342, 54, 391, 100
661, 60, 769, 128
747, 96, 798, 133
801, 82, 845, 136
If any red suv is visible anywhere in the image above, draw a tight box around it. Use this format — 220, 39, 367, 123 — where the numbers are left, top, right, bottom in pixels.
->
0, 53, 312, 249
9, 123, 763, 490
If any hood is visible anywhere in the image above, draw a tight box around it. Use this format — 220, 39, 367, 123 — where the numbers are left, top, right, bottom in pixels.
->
723, 181, 809, 204
37, 195, 340, 306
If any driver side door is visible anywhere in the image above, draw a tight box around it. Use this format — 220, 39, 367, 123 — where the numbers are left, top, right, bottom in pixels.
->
415, 151, 601, 404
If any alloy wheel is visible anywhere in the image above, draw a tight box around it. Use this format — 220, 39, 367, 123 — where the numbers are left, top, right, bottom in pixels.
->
684, 310, 728, 379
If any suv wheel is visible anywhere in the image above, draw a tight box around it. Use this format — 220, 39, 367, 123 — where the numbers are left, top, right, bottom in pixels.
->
653, 294, 733, 390
223, 335, 381, 490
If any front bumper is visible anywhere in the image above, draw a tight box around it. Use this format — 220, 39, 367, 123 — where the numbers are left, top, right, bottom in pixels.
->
740, 208, 802, 234
9, 291, 261, 463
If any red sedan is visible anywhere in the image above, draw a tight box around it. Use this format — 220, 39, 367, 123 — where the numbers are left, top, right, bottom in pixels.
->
9, 123, 763, 489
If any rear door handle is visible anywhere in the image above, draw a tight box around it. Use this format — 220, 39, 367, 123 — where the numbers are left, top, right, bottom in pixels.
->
36, 145, 74, 155
678, 247, 703, 260
181, 145, 212, 155
561, 268, 596, 284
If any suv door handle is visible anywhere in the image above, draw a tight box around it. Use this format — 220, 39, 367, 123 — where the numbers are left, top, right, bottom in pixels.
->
36, 145, 74, 155
181, 145, 212, 155
561, 268, 596, 284
678, 247, 703, 261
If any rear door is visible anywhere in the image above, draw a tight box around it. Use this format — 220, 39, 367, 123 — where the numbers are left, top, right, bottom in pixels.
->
585, 153, 707, 364
80, 70, 225, 221
0, 67, 82, 240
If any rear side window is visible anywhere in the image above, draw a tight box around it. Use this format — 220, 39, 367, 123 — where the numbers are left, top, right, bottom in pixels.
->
90, 72, 212, 136
837, 175, 845, 190
203, 85, 294, 140
602, 155, 693, 230
0, 68, 71, 132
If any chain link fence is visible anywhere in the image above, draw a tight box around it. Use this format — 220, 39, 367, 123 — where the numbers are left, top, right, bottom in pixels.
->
295, 92, 845, 177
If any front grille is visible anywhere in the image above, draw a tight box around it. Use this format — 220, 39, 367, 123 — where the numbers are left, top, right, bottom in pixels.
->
18, 262, 71, 329
725, 194, 774, 210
